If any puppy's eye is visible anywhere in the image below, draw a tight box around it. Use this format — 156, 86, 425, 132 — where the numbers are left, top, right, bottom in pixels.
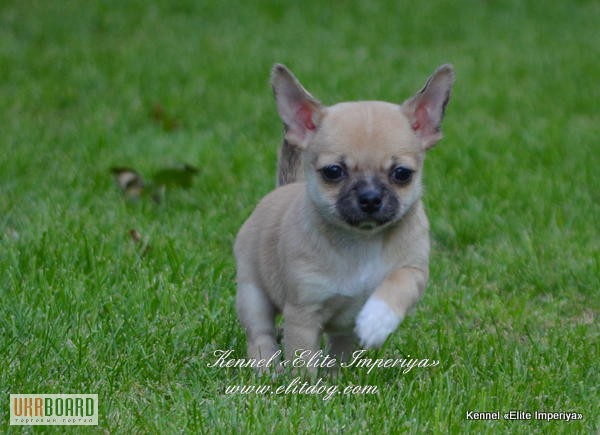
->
391, 166, 414, 185
320, 164, 346, 182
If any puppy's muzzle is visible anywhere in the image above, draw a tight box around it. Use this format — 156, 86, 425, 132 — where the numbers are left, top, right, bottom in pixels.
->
335, 180, 399, 229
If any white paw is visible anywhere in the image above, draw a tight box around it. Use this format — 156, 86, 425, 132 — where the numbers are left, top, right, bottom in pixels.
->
355, 298, 402, 348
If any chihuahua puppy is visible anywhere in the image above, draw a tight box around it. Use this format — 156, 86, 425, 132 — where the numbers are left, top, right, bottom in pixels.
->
235, 64, 454, 370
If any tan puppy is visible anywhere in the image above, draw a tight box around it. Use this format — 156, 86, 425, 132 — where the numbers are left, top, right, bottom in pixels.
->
235, 64, 454, 370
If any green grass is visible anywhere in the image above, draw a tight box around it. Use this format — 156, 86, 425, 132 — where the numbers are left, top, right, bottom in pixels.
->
1, 0, 598, 433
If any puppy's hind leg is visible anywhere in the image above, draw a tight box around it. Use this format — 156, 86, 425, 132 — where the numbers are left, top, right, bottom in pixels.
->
236, 282, 280, 369
327, 332, 356, 362
277, 139, 303, 186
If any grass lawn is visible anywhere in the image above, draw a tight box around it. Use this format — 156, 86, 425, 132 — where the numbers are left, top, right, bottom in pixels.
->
1, 0, 598, 433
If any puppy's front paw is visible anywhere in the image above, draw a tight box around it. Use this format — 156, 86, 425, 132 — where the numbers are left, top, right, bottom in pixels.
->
355, 298, 402, 349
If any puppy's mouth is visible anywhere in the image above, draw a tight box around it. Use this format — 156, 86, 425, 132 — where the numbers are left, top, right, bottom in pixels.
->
344, 215, 394, 230
357, 221, 378, 230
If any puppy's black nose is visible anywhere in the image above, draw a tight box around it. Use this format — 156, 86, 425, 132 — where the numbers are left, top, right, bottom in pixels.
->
358, 190, 382, 213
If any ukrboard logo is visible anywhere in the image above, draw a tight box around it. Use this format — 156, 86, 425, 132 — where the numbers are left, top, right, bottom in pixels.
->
9, 394, 98, 426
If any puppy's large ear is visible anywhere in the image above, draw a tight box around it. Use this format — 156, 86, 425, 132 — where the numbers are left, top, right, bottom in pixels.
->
402, 64, 455, 150
271, 64, 324, 148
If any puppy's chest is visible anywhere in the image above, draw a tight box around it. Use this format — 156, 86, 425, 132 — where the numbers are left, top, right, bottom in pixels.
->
315, 244, 391, 301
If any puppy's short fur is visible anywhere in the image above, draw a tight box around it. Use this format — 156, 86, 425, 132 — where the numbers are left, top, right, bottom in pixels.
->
235, 64, 454, 369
